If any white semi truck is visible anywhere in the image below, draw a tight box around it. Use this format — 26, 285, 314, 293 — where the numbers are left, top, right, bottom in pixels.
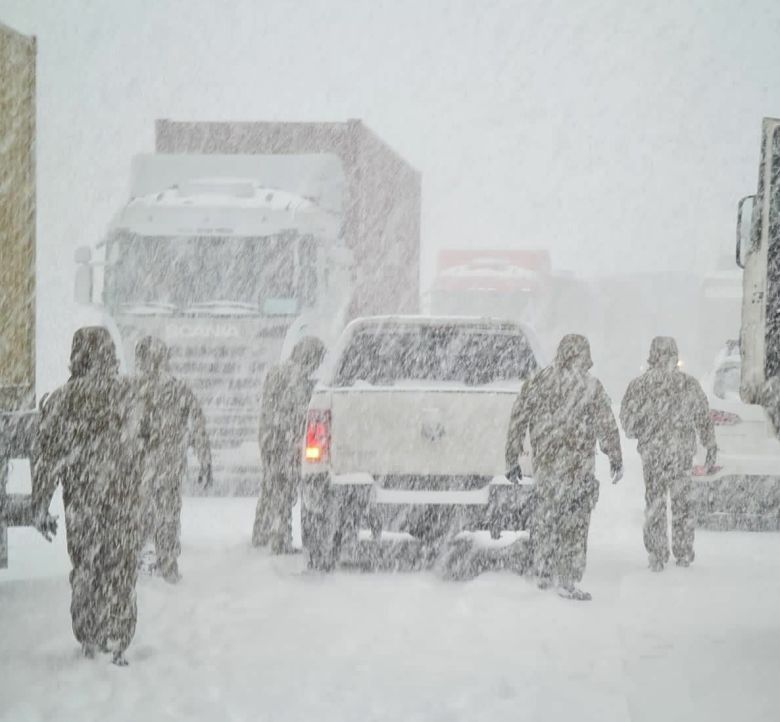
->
76, 120, 421, 494
688, 117, 780, 531
737, 117, 780, 403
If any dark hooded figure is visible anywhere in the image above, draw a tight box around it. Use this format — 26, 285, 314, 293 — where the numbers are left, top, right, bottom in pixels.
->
252, 336, 326, 552
32, 327, 144, 665
620, 337, 716, 571
505, 334, 623, 600
134, 336, 212, 583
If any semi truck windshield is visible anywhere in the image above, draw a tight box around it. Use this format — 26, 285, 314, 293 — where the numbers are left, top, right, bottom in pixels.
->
106, 232, 314, 314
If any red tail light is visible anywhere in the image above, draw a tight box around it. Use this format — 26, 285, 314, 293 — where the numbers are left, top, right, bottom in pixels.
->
710, 409, 742, 426
692, 464, 722, 477
304, 409, 331, 463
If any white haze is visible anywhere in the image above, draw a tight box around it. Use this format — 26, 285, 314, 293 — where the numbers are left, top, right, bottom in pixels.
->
1, 0, 779, 388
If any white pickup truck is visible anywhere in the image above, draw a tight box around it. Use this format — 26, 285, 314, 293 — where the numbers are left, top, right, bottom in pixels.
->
300, 315, 542, 570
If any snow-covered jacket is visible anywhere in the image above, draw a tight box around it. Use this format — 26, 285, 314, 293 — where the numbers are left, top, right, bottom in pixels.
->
134, 336, 211, 477
620, 365, 715, 460
506, 334, 622, 478
33, 327, 144, 561
258, 337, 325, 462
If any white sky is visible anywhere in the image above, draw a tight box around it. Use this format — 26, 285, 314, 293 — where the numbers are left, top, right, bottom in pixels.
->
2, 0, 779, 384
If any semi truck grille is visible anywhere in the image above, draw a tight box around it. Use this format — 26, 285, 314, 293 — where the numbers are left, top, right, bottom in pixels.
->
166, 343, 266, 450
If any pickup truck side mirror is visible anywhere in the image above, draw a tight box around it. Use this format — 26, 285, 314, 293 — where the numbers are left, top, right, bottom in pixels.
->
74, 246, 93, 304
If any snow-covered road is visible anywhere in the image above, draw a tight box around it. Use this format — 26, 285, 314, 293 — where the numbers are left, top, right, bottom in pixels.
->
2, 455, 780, 722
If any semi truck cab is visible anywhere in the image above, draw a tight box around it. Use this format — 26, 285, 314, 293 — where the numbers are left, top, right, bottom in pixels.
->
75, 155, 353, 493
737, 117, 780, 403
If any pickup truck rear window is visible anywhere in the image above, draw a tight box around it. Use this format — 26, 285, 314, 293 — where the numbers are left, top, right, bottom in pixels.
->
334, 325, 537, 387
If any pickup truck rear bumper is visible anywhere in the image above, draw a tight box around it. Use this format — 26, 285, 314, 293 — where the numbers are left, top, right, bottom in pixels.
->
303, 472, 535, 534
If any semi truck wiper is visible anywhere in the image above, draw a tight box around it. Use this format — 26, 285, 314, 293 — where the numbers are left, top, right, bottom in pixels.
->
183, 301, 262, 315
117, 301, 179, 315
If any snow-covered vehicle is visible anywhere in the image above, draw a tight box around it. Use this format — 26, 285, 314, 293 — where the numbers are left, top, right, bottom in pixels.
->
692, 341, 780, 530
300, 316, 542, 569
692, 116, 780, 530
736, 116, 780, 403
74, 120, 421, 494
1, 22, 38, 568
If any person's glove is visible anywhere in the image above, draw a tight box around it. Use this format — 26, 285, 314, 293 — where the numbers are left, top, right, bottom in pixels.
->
34, 509, 58, 542
705, 446, 718, 473
506, 463, 522, 484
198, 465, 214, 489
610, 462, 624, 485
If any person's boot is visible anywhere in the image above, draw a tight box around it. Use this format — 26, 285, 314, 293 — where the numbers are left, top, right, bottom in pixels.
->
557, 581, 592, 601
112, 650, 129, 667
161, 561, 181, 584
270, 530, 296, 555
270, 538, 285, 555
536, 575, 553, 591
252, 528, 270, 548
81, 642, 97, 659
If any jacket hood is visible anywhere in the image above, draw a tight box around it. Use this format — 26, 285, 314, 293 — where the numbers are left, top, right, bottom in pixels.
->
647, 336, 679, 368
69, 326, 119, 379
135, 335, 170, 376
554, 334, 593, 371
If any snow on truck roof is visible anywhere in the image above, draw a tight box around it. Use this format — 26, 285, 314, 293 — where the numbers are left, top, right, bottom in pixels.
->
127, 181, 317, 213
129, 153, 345, 212
111, 153, 344, 238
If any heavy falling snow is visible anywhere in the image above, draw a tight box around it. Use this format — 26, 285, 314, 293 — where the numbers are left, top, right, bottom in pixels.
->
4, 459, 780, 722
3, 1, 780, 721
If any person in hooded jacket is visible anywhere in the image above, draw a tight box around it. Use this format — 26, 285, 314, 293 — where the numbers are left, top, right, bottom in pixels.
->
620, 337, 716, 571
505, 334, 623, 600
32, 327, 144, 665
134, 336, 212, 583
252, 336, 326, 553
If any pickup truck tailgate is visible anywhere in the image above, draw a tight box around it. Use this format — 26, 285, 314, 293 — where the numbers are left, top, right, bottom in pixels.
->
329, 385, 520, 477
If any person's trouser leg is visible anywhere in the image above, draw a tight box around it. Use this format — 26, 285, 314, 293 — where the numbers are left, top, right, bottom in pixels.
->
137, 461, 158, 569
530, 486, 557, 582
155, 479, 182, 578
67, 523, 102, 648
102, 551, 138, 654
252, 458, 274, 546
671, 476, 695, 563
270, 469, 296, 554
558, 506, 591, 584
642, 456, 670, 564
69, 562, 101, 647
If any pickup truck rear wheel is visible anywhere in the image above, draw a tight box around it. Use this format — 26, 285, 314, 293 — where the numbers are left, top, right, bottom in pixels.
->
301, 496, 335, 572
